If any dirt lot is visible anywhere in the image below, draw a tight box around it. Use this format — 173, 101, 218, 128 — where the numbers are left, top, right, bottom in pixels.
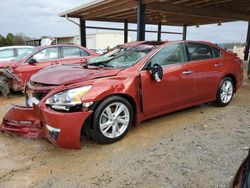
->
0, 69, 250, 188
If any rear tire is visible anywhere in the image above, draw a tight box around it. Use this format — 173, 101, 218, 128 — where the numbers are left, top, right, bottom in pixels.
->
91, 96, 134, 144
215, 77, 234, 107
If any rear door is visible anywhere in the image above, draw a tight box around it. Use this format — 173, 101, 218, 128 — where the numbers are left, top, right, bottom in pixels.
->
140, 43, 195, 116
61, 46, 90, 65
185, 42, 224, 101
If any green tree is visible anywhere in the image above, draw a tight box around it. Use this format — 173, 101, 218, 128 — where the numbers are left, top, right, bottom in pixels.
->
0, 33, 32, 46
13, 33, 25, 45
5, 33, 14, 46
0, 35, 5, 47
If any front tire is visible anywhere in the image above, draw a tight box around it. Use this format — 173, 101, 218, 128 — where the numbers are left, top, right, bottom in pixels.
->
215, 77, 234, 107
91, 96, 134, 144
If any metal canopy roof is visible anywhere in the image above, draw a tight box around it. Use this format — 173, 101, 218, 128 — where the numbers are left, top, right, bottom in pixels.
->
60, 0, 250, 26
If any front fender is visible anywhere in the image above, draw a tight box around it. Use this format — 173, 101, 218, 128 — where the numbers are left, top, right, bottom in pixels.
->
81, 76, 140, 113
0, 68, 20, 81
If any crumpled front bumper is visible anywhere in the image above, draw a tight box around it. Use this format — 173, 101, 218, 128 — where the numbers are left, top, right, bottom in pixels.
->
0, 104, 92, 149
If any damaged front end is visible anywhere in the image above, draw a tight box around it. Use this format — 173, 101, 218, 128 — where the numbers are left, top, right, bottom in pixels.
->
0, 82, 93, 149
1, 104, 44, 138
0, 68, 21, 97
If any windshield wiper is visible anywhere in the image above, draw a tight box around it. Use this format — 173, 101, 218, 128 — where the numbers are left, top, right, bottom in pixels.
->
87, 61, 114, 68
98, 62, 114, 68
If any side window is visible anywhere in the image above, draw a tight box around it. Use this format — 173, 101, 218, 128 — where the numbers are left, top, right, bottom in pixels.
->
0, 49, 14, 59
62, 47, 81, 58
211, 46, 222, 58
33, 47, 59, 62
17, 48, 31, 56
80, 49, 90, 56
150, 43, 186, 66
186, 43, 213, 61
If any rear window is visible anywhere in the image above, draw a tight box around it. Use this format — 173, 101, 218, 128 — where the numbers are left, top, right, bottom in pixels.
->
62, 47, 81, 58
211, 46, 222, 58
186, 43, 214, 61
62, 47, 90, 58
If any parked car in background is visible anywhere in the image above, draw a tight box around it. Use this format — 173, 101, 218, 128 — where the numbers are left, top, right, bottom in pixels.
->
90, 48, 107, 55
0, 48, 34, 68
232, 150, 250, 188
0, 41, 243, 149
0, 44, 98, 96
0, 46, 34, 62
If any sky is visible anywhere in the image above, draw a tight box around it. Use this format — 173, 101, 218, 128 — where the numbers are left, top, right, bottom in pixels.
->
0, 0, 248, 44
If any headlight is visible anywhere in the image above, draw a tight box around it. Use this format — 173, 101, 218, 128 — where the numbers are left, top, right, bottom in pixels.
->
45, 85, 92, 111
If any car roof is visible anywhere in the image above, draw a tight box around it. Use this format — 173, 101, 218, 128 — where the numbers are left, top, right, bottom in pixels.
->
35, 44, 85, 50
135, 40, 222, 50
0, 46, 34, 50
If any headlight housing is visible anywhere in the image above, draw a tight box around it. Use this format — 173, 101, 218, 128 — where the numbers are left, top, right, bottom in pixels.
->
45, 85, 92, 111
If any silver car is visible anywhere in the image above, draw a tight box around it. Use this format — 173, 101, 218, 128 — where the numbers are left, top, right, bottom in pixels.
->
0, 46, 34, 61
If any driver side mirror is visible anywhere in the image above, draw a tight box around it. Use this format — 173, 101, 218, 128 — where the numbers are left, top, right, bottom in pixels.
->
28, 58, 37, 65
149, 63, 163, 82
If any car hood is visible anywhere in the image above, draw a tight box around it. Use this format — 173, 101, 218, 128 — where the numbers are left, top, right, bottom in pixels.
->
30, 64, 122, 85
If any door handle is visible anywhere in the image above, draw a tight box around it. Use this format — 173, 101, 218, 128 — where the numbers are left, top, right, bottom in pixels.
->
52, 61, 59, 65
182, 70, 193, 75
214, 62, 223, 67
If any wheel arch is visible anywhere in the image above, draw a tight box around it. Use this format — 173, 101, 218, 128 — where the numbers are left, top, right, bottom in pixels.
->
81, 93, 138, 137
93, 93, 137, 118
223, 73, 237, 92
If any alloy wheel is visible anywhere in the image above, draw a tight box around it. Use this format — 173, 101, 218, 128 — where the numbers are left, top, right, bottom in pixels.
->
99, 102, 130, 139
220, 80, 233, 104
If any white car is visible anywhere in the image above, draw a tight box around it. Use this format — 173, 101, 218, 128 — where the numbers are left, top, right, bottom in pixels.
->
0, 46, 34, 61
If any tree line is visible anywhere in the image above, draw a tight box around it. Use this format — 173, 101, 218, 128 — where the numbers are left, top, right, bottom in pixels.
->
0, 33, 31, 47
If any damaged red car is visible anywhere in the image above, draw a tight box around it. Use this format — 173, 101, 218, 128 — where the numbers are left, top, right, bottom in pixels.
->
0, 44, 98, 96
0, 41, 243, 149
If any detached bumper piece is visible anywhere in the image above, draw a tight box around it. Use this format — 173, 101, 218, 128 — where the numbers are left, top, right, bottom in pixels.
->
1, 105, 44, 138
0, 104, 93, 149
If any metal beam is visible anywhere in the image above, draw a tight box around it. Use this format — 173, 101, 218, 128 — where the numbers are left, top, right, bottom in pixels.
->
137, 0, 146, 41
85, 26, 182, 35
245, 21, 250, 77
147, 2, 250, 21
79, 18, 86, 47
124, 20, 128, 43
182, 25, 187, 40
83, 1, 137, 20
157, 22, 162, 41
244, 21, 250, 61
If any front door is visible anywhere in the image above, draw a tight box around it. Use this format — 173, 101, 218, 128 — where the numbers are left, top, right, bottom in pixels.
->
14, 47, 61, 85
140, 43, 195, 116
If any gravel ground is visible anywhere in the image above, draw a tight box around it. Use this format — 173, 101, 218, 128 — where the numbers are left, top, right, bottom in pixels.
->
0, 67, 249, 188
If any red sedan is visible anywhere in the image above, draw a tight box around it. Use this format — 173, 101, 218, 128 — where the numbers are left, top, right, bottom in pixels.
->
0, 41, 243, 149
0, 44, 98, 96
